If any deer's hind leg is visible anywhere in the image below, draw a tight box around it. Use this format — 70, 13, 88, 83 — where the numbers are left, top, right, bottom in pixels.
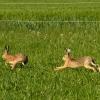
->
90, 61, 98, 67
22, 62, 25, 66
84, 64, 97, 72
90, 62, 99, 72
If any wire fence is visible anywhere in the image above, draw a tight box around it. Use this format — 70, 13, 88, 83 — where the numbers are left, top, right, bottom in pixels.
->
0, 2, 99, 23
0, 2, 100, 5
0, 20, 100, 23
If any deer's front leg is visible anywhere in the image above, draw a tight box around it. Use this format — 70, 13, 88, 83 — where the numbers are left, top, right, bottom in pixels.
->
54, 65, 67, 71
10, 63, 16, 70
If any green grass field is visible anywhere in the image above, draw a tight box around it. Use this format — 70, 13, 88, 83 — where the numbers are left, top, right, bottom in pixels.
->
0, 0, 100, 100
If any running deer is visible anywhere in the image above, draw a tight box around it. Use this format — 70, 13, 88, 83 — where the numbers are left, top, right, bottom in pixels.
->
54, 49, 98, 72
2, 46, 28, 70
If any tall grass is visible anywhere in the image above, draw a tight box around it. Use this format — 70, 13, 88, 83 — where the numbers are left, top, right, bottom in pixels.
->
0, 0, 100, 100
0, 0, 100, 3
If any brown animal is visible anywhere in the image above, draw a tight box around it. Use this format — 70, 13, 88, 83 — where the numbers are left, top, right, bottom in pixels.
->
54, 48, 98, 72
2, 46, 28, 70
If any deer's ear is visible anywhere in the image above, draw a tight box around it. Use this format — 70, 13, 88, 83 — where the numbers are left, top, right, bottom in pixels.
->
66, 48, 71, 53
4, 46, 7, 50
4, 45, 9, 51
65, 48, 67, 52
67, 48, 71, 53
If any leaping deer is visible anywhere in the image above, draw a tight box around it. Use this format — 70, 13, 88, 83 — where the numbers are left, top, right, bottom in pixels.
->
2, 46, 28, 70
54, 49, 98, 72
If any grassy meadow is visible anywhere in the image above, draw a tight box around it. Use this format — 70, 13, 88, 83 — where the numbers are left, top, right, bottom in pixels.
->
0, 0, 100, 100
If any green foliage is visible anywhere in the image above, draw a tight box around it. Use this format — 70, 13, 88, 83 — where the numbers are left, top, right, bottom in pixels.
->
0, 0, 100, 100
